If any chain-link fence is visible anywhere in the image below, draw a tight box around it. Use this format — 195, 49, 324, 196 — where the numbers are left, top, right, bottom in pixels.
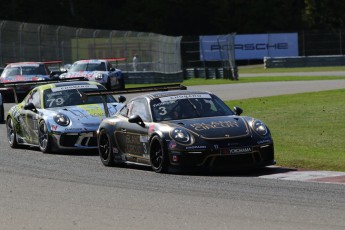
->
0, 20, 182, 74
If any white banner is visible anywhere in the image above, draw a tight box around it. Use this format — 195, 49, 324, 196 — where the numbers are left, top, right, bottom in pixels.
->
200, 33, 299, 61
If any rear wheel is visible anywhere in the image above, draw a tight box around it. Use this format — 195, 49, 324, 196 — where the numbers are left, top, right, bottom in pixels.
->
98, 129, 116, 166
38, 120, 52, 153
150, 136, 169, 173
0, 103, 4, 122
106, 77, 112, 90
6, 117, 19, 148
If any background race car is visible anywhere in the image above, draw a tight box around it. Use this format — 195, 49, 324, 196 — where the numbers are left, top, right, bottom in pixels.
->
59, 58, 125, 90
5, 81, 125, 153
0, 61, 64, 101
96, 89, 275, 173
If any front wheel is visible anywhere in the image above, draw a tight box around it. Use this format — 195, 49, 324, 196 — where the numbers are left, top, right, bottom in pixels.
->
98, 129, 116, 166
38, 120, 52, 153
150, 136, 169, 173
6, 117, 19, 148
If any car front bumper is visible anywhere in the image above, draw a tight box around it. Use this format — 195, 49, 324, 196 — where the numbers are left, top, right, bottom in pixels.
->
168, 143, 275, 171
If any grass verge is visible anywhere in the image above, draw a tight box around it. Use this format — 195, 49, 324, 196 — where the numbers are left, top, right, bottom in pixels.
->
226, 89, 345, 171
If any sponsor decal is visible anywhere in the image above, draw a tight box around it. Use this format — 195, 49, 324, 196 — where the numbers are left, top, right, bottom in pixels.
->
51, 84, 98, 92
159, 94, 211, 102
139, 135, 148, 143
169, 140, 177, 149
191, 121, 239, 131
65, 128, 83, 131
51, 125, 58, 131
172, 155, 179, 162
186, 145, 206, 150
221, 147, 252, 155
257, 139, 271, 144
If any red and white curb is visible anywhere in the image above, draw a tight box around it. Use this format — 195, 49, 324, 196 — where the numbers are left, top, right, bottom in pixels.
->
259, 168, 345, 185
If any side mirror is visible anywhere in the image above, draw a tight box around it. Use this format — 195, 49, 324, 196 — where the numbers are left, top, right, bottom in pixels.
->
118, 95, 126, 103
24, 102, 37, 112
234, 106, 243, 116
128, 114, 145, 127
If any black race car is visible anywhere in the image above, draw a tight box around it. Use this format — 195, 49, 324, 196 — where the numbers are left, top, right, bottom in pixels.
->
96, 89, 275, 173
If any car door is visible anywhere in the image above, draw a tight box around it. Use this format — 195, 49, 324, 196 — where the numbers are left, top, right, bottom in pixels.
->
21, 89, 40, 144
121, 98, 151, 158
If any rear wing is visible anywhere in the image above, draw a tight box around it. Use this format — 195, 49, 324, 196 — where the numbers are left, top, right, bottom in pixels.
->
0, 77, 88, 103
83, 83, 187, 117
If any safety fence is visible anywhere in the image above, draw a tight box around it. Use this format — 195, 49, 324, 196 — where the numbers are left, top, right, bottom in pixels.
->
0, 20, 182, 75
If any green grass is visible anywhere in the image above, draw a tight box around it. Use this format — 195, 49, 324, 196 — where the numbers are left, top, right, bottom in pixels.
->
227, 89, 345, 171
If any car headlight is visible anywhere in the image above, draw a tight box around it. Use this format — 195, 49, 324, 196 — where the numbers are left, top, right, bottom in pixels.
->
252, 120, 268, 136
95, 73, 103, 80
59, 74, 66, 79
54, 113, 70, 126
171, 128, 192, 143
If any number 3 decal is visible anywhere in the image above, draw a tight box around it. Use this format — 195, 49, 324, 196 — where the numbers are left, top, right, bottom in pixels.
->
158, 106, 167, 115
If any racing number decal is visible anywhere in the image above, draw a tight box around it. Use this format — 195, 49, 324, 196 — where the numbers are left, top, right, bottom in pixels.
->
46, 98, 65, 107
158, 106, 167, 115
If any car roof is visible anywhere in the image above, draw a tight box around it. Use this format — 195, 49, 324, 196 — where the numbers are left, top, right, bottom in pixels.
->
5, 62, 44, 67
37, 80, 100, 91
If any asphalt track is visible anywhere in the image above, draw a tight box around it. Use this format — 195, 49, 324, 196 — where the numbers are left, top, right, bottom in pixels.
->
1, 79, 345, 230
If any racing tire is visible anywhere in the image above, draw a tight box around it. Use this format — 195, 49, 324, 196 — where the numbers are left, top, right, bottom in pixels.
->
150, 136, 169, 173
98, 129, 116, 166
0, 103, 4, 123
106, 77, 112, 91
38, 120, 52, 153
6, 117, 19, 148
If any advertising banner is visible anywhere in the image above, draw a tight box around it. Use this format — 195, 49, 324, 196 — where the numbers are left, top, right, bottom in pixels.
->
200, 33, 298, 60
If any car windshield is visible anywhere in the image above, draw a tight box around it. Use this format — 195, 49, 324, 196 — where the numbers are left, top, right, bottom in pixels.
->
151, 94, 234, 121
69, 62, 106, 72
2, 65, 47, 77
43, 84, 116, 108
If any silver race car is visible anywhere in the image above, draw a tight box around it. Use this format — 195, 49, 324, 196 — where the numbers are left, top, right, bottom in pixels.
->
5, 81, 125, 153
59, 58, 125, 90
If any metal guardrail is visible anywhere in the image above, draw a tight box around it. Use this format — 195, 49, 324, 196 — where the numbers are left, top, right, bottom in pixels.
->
264, 55, 345, 68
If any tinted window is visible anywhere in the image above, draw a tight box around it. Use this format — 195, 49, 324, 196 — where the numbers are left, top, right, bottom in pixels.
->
150, 94, 234, 121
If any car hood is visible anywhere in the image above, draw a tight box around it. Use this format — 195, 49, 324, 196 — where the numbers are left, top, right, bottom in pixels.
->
46, 103, 119, 126
1, 75, 49, 82
168, 116, 251, 139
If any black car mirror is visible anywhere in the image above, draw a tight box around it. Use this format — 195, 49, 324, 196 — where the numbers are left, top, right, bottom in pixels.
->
118, 95, 126, 103
24, 102, 37, 112
128, 114, 145, 127
234, 106, 243, 116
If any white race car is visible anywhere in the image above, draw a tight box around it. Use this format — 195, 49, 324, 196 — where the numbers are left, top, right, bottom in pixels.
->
59, 59, 125, 90
5, 81, 125, 153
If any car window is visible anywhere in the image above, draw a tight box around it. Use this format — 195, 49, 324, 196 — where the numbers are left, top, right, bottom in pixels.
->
2, 67, 20, 77
25, 89, 41, 108
129, 99, 151, 122
22, 65, 47, 75
151, 94, 234, 121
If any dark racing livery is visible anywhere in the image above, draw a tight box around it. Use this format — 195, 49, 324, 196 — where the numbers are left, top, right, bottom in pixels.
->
96, 90, 275, 173
59, 58, 125, 90
5, 81, 124, 153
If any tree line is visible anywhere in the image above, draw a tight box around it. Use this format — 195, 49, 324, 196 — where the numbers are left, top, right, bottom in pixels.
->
1, 0, 344, 36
